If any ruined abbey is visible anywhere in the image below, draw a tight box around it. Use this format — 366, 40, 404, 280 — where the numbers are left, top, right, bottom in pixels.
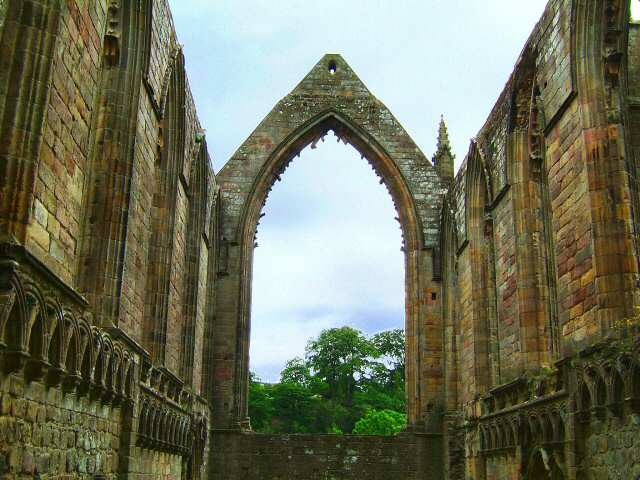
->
1, 0, 640, 478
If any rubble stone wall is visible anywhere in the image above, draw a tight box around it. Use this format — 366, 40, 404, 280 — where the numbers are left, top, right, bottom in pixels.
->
210, 432, 442, 480
583, 415, 640, 479
0, 377, 122, 479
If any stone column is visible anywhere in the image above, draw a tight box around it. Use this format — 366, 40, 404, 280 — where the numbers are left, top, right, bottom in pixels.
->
574, 0, 639, 338
76, 1, 148, 333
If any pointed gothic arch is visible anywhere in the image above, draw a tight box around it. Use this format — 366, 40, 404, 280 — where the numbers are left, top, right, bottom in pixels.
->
464, 141, 499, 394
211, 54, 449, 429
181, 141, 212, 388
47, 308, 64, 371
525, 447, 566, 480
77, 0, 154, 327
440, 198, 460, 412
144, 47, 188, 369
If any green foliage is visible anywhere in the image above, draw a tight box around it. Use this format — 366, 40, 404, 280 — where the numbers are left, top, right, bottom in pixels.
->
371, 329, 405, 390
248, 327, 407, 435
612, 305, 640, 348
352, 409, 407, 436
248, 377, 274, 431
354, 383, 405, 413
306, 326, 377, 404
372, 329, 404, 367
269, 383, 325, 433
280, 357, 312, 387
329, 423, 344, 434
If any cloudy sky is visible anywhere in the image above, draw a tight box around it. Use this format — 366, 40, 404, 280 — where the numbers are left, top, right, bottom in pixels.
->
168, 0, 555, 382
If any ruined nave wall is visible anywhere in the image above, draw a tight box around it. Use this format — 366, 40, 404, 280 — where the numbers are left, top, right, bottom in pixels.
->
440, 0, 640, 478
0, 1, 213, 479
444, 0, 638, 406
211, 432, 443, 480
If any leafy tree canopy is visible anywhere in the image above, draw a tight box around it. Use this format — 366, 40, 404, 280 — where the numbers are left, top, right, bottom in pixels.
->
352, 409, 407, 436
371, 329, 405, 389
249, 327, 406, 435
306, 326, 377, 404
280, 357, 312, 387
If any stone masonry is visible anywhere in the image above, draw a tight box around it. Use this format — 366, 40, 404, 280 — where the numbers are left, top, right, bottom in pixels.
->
1, 0, 640, 479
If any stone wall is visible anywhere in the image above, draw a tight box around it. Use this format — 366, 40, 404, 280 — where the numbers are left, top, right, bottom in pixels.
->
438, 0, 640, 477
0, 0, 213, 479
0, 376, 122, 478
28, 0, 106, 284
129, 450, 183, 480
210, 432, 442, 480
583, 415, 640, 479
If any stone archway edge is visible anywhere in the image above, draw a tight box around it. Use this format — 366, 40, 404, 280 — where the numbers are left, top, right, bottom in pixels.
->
212, 53, 449, 430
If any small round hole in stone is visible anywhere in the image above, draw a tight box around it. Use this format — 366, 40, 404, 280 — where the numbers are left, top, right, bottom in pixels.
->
328, 60, 337, 75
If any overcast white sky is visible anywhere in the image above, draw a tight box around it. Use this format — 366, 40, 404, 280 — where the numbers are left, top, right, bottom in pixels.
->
168, 0, 563, 382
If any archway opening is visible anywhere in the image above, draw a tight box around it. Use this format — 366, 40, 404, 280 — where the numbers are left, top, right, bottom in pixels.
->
248, 131, 407, 434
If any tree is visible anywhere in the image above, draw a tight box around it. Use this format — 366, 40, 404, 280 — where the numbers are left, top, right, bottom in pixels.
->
354, 384, 406, 413
270, 382, 325, 433
371, 329, 405, 389
352, 409, 407, 436
280, 357, 312, 387
306, 327, 376, 405
248, 327, 408, 434
248, 373, 274, 432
